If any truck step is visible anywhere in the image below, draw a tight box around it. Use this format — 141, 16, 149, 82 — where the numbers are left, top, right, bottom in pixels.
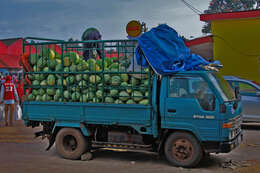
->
92, 141, 153, 151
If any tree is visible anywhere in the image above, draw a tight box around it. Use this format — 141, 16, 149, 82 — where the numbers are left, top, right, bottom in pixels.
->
202, 0, 260, 34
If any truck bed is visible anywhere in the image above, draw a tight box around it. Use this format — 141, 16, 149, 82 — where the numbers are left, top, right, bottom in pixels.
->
22, 101, 152, 127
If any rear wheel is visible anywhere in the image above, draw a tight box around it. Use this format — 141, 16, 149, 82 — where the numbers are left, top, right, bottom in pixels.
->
56, 128, 87, 160
164, 132, 203, 168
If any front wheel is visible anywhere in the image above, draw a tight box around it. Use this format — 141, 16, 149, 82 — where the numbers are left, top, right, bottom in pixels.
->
164, 132, 203, 168
56, 128, 87, 160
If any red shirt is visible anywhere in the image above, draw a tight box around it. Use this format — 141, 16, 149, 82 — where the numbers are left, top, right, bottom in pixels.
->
3, 81, 15, 100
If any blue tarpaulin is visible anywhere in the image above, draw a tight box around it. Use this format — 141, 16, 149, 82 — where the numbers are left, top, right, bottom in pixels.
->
135, 24, 220, 75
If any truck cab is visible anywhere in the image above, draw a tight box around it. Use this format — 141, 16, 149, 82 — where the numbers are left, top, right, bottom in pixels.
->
158, 70, 242, 167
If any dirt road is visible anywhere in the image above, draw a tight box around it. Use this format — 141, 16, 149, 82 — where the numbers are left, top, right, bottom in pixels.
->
0, 121, 260, 173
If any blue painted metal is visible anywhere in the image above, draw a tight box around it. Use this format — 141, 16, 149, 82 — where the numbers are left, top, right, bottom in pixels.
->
23, 101, 154, 136
52, 121, 91, 136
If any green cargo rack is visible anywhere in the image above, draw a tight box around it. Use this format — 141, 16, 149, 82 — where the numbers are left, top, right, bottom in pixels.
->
22, 37, 152, 105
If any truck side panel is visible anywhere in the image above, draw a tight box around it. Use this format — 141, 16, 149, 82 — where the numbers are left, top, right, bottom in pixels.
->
23, 102, 154, 134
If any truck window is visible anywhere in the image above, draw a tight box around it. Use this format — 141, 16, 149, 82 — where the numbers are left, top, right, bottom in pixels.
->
238, 82, 258, 93
169, 77, 189, 98
169, 76, 216, 111
208, 73, 235, 101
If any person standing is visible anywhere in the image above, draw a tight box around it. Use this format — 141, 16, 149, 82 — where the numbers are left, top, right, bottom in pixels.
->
82, 27, 102, 60
0, 75, 19, 126
1, 74, 5, 85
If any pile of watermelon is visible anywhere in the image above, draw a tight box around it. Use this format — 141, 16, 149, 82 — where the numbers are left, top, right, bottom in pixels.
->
26, 48, 151, 105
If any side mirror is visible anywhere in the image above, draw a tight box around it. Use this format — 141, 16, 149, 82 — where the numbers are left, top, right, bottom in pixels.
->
234, 86, 240, 100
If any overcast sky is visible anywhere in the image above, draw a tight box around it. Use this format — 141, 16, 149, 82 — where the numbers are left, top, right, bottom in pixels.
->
0, 0, 211, 40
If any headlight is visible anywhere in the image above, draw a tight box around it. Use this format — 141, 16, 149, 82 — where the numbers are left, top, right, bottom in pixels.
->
229, 128, 241, 140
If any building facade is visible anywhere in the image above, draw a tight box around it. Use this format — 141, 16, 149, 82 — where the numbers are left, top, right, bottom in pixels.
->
201, 10, 260, 82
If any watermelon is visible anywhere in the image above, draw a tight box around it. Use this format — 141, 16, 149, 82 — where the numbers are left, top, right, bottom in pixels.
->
47, 75, 55, 86
55, 64, 63, 72
89, 75, 101, 84
121, 74, 129, 82
132, 91, 143, 102
105, 97, 114, 103
110, 89, 118, 97
28, 94, 35, 101
47, 88, 55, 96
49, 59, 56, 70
96, 90, 102, 99
30, 54, 38, 65
139, 99, 149, 105
32, 80, 40, 85
70, 64, 77, 72
64, 52, 80, 65
126, 99, 136, 104
111, 76, 120, 86
38, 88, 45, 96
119, 91, 129, 101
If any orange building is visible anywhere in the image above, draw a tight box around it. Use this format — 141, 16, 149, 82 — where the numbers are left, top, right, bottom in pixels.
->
200, 10, 260, 82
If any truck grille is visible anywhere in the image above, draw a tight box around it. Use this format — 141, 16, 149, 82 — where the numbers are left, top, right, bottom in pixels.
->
230, 115, 242, 138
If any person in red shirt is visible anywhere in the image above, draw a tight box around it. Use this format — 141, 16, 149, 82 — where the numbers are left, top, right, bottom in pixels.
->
0, 75, 19, 126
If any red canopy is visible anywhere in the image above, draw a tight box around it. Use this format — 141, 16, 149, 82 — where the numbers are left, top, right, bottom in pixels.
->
8, 39, 36, 56
0, 38, 37, 69
0, 41, 8, 54
0, 54, 22, 69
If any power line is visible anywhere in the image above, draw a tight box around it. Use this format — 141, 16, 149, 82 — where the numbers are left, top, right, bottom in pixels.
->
213, 34, 260, 57
180, 0, 202, 15
182, 0, 202, 14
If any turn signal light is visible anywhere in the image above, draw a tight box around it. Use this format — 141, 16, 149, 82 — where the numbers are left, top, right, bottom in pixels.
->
222, 122, 232, 128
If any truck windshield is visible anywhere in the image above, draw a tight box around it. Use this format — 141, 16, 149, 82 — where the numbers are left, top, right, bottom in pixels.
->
208, 73, 235, 102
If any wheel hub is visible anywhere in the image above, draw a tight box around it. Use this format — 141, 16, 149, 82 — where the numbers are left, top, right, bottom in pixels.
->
172, 139, 193, 161
63, 135, 78, 152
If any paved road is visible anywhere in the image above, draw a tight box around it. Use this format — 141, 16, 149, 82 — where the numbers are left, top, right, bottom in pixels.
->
0, 121, 260, 173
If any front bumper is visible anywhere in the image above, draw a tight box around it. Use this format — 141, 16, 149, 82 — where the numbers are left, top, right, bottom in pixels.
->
220, 131, 243, 153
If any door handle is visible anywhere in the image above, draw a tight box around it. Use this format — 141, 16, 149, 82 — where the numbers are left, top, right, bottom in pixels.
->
168, 109, 176, 113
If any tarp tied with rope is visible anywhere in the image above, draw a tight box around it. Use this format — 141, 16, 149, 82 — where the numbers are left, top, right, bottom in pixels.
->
135, 24, 221, 75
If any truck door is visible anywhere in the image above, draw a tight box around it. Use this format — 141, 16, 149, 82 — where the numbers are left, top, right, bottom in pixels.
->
162, 75, 221, 141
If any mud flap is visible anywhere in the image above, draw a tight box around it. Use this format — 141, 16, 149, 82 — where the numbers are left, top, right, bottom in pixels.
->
46, 134, 55, 151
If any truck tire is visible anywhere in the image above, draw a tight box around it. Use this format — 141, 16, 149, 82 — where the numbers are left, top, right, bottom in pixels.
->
164, 132, 203, 168
56, 128, 87, 160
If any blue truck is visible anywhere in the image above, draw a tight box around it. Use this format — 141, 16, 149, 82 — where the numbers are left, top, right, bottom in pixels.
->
22, 37, 243, 168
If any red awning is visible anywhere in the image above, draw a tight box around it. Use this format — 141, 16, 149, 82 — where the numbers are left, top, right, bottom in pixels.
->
200, 10, 260, 22
8, 39, 36, 56
185, 35, 213, 47
0, 41, 8, 54
0, 54, 22, 69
